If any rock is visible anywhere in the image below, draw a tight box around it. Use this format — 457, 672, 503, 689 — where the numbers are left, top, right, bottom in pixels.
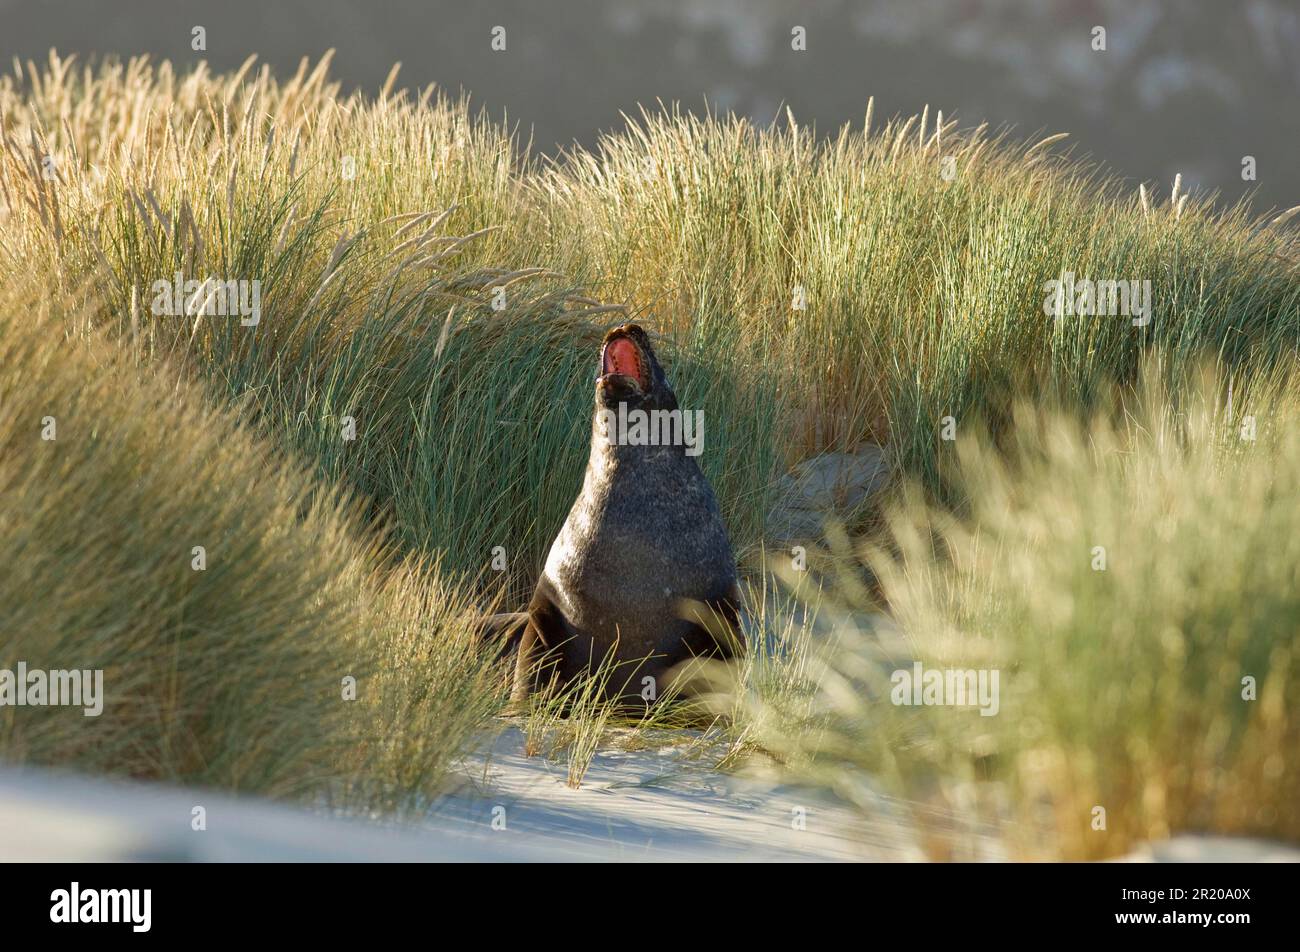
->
766, 445, 890, 543
776, 447, 890, 510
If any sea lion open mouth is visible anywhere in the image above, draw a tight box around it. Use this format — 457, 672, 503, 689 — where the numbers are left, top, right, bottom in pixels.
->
598, 329, 650, 393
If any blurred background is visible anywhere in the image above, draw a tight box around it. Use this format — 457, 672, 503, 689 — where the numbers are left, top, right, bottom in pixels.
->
2, 0, 1297, 211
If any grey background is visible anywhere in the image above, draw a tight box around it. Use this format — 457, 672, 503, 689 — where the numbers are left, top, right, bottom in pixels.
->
2, 0, 1298, 213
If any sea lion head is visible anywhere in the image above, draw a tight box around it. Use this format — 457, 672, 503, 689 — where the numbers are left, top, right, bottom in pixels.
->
594, 323, 677, 413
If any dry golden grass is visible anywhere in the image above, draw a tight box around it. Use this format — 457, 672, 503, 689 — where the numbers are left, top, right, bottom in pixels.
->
0, 277, 503, 806
724, 364, 1300, 859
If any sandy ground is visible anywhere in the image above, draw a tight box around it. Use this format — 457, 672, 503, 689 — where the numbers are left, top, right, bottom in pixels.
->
0, 727, 975, 861
427, 725, 937, 861
1, 735, 1296, 861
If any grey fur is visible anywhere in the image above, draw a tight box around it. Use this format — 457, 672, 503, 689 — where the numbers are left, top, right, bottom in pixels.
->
511, 324, 742, 705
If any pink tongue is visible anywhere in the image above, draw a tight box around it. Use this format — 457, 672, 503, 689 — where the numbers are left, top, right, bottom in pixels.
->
605, 338, 641, 382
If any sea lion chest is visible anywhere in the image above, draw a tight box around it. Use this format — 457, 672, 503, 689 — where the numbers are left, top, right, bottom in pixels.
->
540, 452, 736, 655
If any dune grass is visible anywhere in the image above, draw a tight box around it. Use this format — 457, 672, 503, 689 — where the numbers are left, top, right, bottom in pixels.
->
0, 280, 502, 807
0, 51, 781, 605
5, 52, 1295, 576
721, 365, 1300, 859
538, 105, 1300, 484
1, 53, 1298, 854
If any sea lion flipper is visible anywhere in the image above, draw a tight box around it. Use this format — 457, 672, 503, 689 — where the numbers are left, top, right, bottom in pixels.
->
510, 619, 545, 705
475, 612, 529, 660
510, 583, 577, 704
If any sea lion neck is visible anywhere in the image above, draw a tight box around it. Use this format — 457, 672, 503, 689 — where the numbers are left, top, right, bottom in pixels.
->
588, 404, 690, 470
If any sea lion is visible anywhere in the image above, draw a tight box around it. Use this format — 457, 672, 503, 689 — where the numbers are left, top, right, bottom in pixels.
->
485, 323, 743, 706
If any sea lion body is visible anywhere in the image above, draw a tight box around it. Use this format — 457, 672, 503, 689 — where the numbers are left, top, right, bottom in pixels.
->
508, 324, 742, 705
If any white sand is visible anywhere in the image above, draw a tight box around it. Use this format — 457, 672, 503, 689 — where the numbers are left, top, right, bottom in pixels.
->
2, 739, 1296, 861
426, 725, 930, 861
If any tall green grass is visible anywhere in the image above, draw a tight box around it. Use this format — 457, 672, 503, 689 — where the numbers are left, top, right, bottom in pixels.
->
1, 53, 781, 603
538, 105, 1300, 488
6, 54, 1295, 567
